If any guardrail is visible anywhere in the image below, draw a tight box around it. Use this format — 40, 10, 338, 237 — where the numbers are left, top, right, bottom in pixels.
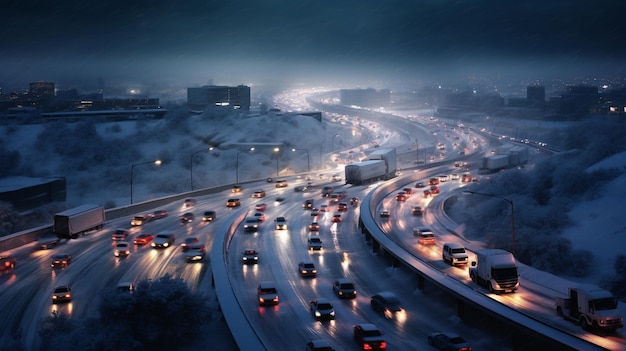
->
359, 173, 605, 351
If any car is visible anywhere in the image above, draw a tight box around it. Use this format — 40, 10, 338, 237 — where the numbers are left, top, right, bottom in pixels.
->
114, 242, 131, 257
52, 285, 72, 303
255, 203, 267, 211
311, 208, 320, 217
151, 232, 175, 248
319, 204, 329, 212
353, 323, 386, 350
306, 339, 336, 351
51, 254, 72, 268
231, 185, 242, 193
329, 193, 341, 204
415, 181, 426, 188
423, 189, 432, 198
332, 278, 357, 299
257, 281, 279, 305
243, 217, 259, 231
461, 174, 472, 182
370, 292, 404, 319
133, 233, 154, 245
450, 173, 460, 180
253, 190, 266, 198
310, 298, 335, 320
411, 206, 423, 215
379, 209, 390, 218
308, 236, 323, 250
331, 174, 342, 182
131, 214, 153, 226
111, 229, 130, 241
242, 249, 259, 264
417, 232, 437, 245
331, 213, 342, 223
226, 198, 241, 207
294, 185, 308, 192
350, 197, 359, 206
430, 186, 440, 195
202, 210, 217, 222
274, 216, 288, 230
428, 332, 472, 351
274, 197, 285, 204
275, 180, 288, 188
181, 237, 200, 251
442, 243, 469, 266
253, 212, 266, 222
0, 256, 17, 272
429, 177, 439, 185
303, 199, 314, 210
298, 261, 317, 277
116, 282, 135, 293
395, 192, 407, 201
308, 222, 320, 231
402, 187, 413, 196
183, 198, 197, 207
37, 237, 59, 250
180, 212, 195, 223
337, 202, 348, 211
184, 243, 206, 261
152, 209, 168, 219
322, 186, 333, 197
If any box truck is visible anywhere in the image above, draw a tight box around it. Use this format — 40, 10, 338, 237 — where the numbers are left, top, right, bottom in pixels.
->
556, 286, 623, 332
53, 204, 105, 239
469, 249, 519, 293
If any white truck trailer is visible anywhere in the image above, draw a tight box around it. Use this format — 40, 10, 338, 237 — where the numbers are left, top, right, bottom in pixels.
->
53, 204, 105, 239
555, 286, 623, 332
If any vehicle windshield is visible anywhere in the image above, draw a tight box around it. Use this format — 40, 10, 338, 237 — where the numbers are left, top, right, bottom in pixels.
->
260, 288, 276, 294
341, 283, 355, 289
450, 336, 467, 344
593, 297, 618, 310
451, 248, 466, 254
317, 303, 333, 309
491, 267, 518, 280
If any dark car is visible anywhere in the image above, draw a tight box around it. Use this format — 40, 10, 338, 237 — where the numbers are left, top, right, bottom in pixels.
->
428, 332, 472, 351
353, 323, 386, 350
202, 211, 216, 222
370, 292, 404, 320
0, 256, 17, 272
310, 298, 335, 320
184, 244, 206, 262
257, 281, 279, 306
411, 206, 423, 215
298, 261, 317, 277
306, 339, 336, 351
51, 254, 72, 268
274, 216, 288, 230
131, 214, 153, 226
332, 278, 357, 299
243, 217, 259, 232
180, 212, 195, 224
183, 198, 197, 207
181, 237, 200, 251
242, 249, 259, 264
226, 198, 241, 207
152, 209, 168, 219
52, 285, 72, 303
111, 229, 130, 241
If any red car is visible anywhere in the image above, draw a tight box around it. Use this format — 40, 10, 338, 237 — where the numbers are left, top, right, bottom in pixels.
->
255, 203, 267, 211
331, 214, 342, 223
133, 233, 154, 245
0, 256, 16, 272
152, 209, 168, 219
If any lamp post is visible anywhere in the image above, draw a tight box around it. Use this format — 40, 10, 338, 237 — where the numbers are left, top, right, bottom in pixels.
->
236, 147, 254, 183
414, 136, 419, 165
273, 147, 280, 177
190, 147, 214, 191
291, 148, 310, 173
130, 159, 161, 204
462, 190, 516, 255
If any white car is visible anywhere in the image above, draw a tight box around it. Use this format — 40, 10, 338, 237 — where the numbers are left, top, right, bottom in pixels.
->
442, 242, 469, 265
114, 242, 130, 257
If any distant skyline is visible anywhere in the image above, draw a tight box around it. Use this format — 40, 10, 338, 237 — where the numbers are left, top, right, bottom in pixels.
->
2, 0, 626, 92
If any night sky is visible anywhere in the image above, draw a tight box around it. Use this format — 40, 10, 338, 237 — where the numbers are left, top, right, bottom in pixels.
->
2, 0, 625, 91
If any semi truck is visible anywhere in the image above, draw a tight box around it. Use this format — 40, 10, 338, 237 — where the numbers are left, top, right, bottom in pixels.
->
345, 160, 388, 185
345, 147, 397, 185
555, 286, 623, 332
469, 249, 519, 293
53, 204, 105, 239
482, 146, 529, 172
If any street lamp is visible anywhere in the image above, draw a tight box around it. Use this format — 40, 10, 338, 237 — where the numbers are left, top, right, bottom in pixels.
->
462, 190, 516, 255
130, 159, 161, 204
236, 147, 254, 183
273, 147, 280, 177
414, 136, 419, 165
190, 147, 214, 191
291, 148, 310, 173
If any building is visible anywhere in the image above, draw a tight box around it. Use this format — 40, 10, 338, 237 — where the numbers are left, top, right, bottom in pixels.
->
187, 85, 251, 111
29, 81, 55, 99
526, 85, 545, 107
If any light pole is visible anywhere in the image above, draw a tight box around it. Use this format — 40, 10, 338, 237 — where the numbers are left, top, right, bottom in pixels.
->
236, 147, 255, 183
291, 148, 310, 173
130, 159, 161, 204
273, 147, 280, 177
463, 190, 516, 255
190, 147, 214, 191
414, 136, 419, 165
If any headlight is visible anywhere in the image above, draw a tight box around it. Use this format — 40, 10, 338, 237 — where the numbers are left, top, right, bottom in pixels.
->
315, 311, 321, 317
163, 243, 169, 247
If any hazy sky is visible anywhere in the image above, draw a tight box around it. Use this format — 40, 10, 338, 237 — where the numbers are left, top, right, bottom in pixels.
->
2, 0, 625, 91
